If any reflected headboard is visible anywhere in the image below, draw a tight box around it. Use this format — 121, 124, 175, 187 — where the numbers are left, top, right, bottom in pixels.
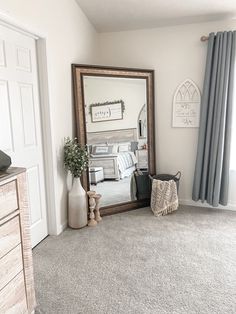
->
87, 128, 137, 144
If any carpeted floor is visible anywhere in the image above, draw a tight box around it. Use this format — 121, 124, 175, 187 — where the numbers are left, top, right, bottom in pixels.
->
33, 206, 236, 314
90, 176, 131, 206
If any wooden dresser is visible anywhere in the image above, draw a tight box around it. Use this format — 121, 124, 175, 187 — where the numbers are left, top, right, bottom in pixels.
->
0, 168, 36, 314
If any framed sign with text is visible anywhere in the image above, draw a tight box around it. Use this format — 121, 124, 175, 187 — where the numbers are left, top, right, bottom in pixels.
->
172, 79, 201, 128
90, 100, 125, 123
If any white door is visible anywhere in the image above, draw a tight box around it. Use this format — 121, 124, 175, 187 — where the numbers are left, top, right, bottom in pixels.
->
0, 24, 48, 247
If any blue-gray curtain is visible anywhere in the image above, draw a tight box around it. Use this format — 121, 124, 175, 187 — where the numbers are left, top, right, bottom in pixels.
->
192, 31, 236, 206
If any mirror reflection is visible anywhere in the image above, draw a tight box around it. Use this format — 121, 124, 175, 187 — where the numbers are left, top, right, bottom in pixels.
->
83, 76, 148, 207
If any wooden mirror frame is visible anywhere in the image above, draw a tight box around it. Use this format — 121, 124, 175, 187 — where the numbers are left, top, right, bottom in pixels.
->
72, 64, 156, 216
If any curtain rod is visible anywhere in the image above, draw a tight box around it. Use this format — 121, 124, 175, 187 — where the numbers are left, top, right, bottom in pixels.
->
200, 35, 209, 42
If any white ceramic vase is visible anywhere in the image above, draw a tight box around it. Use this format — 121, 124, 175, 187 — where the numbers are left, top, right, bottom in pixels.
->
68, 177, 88, 229
66, 170, 73, 191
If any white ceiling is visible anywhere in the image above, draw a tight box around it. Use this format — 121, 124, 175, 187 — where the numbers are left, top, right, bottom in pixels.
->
75, 0, 236, 32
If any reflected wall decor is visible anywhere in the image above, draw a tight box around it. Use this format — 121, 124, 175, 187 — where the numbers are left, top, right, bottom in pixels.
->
89, 100, 124, 122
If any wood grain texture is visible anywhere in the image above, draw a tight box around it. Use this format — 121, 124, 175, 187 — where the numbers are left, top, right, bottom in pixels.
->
0, 271, 27, 314
136, 149, 148, 169
90, 156, 119, 180
17, 172, 36, 313
0, 210, 20, 226
87, 128, 137, 144
0, 168, 35, 313
0, 167, 26, 183
0, 180, 18, 220
0, 215, 21, 259
0, 244, 23, 291
100, 199, 150, 216
72, 64, 156, 215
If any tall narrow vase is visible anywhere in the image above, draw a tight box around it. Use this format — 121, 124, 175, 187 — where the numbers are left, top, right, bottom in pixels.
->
68, 177, 88, 229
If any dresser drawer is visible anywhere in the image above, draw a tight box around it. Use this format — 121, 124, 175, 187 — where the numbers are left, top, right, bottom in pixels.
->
0, 244, 23, 291
0, 181, 18, 220
0, 216, 21, 259
0, 271, 27, 314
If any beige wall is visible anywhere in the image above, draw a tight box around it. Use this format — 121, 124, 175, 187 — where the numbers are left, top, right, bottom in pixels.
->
84, 76, 146, 137
0, 0, 97, 233
96, 19, 236, 207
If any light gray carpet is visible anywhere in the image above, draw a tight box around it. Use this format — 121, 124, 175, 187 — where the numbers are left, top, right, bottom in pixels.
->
90, 176, 131, 206
33, 206, 236, 314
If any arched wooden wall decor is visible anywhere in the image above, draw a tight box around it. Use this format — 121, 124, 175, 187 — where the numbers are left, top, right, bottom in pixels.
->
172, 79, 201, 127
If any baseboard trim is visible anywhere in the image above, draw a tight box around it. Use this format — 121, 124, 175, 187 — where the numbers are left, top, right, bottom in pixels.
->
54, 200, 236, 235
57, 221, 68, 234
179, 198, 236, 211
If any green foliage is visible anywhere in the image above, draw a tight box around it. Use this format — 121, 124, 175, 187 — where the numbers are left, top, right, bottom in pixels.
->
64, 137, 89, 178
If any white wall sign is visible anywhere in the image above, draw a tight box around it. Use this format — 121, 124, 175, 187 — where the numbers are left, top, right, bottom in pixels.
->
90, 100, 124, 123
172, 79, 201, 128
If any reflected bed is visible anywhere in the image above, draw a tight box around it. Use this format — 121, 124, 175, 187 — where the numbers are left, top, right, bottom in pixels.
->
88, 128, 138, 180
90, 151, 137, 180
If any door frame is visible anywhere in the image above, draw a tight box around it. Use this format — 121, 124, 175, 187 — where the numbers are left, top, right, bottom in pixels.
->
0, 11, 58, 236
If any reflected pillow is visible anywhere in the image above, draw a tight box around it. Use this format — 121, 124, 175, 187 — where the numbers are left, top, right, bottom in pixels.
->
92, 145, 113, 155
118, 142, 131, 152
108, 143, 118, 154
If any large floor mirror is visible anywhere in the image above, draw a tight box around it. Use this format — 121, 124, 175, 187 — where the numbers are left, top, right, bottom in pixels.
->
72, 65, 155, 215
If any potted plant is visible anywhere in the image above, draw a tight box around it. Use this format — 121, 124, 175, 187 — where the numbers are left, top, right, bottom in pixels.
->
64, 137, 89, 229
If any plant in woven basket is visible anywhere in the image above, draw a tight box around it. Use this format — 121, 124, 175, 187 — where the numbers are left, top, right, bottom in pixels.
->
64, 137, 89, 178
